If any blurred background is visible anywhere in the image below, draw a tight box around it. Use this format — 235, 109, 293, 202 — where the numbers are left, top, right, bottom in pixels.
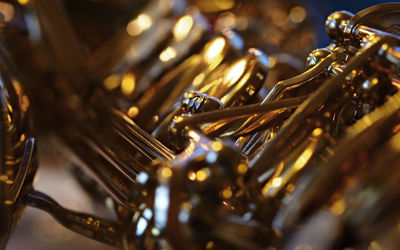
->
3, 0, 390, 249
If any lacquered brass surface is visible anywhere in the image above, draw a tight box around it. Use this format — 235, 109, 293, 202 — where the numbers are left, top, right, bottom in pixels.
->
0, 1, 399, 249
0, 43, 36, 248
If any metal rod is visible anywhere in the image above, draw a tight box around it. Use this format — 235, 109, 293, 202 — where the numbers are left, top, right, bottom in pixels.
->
22, 190, 118, 246
174, 96, 308, 130
250, 36, 397, 177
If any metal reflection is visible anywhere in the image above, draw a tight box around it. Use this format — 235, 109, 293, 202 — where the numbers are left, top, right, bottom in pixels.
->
0, 1, 399, 250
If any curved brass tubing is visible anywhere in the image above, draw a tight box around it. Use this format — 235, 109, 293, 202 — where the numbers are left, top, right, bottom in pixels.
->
343, 3, 400, 47
22, 189, 119, 246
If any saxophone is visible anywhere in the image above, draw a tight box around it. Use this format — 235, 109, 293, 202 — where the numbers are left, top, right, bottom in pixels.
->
0, 0, 399, 249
